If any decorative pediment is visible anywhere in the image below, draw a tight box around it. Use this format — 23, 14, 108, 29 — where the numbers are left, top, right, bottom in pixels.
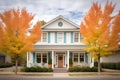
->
42, 15, 79, 30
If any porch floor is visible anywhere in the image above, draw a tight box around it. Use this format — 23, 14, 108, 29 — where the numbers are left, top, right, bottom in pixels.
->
53, 68, 68, 73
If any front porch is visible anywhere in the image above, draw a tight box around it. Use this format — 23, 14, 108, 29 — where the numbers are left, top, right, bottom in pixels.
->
27, 50, 94, 69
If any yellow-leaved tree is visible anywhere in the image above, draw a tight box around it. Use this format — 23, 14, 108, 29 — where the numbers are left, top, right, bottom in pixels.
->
80, 2, 120, 73
0, 8, 42, 74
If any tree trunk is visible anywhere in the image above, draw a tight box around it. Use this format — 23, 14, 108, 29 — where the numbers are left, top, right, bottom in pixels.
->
98, 53, 101, 74
97, 46, 101, 74
15, 57, 18, 75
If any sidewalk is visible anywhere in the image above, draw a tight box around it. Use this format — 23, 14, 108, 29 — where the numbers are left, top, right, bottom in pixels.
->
0, 67, 120, 77
0, 72, 120, 77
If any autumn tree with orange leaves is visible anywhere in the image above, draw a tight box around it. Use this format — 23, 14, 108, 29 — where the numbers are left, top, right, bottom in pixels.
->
80, 2, 120, 73
0, 8, 42, 74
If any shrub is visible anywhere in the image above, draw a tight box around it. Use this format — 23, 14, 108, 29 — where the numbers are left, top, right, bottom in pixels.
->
94, 62, 98, 67
101, 62, 120, 70
0, 63, 13, 68
116, 62, 120, 70
68, 66, 98, 72
21, 67, 53, 72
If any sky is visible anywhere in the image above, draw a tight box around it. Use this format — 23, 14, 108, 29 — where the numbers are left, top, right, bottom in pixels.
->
0, 0, 120, 25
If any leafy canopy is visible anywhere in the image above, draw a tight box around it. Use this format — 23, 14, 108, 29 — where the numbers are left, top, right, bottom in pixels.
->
80, 2, 120, 59
0, 8, 42, 56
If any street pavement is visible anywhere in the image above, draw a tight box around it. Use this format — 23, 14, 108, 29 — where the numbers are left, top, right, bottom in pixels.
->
0, 75, 120, 80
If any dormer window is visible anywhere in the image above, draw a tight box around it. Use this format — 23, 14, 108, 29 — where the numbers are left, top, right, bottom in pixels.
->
58, 22, 63, 27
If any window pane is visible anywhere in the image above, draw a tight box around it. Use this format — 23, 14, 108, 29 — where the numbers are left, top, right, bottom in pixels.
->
43, 33, 47, 42
80, 53, 84, 62
74, 54, 78, 62
74, 58, 78, 62
80, 34, 84, 42
37, 53, 41, 63
74, 32, 79, 42
42, 53, 47, 63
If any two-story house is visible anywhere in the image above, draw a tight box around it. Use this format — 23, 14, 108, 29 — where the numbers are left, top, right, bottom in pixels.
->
26, 15, 94, 69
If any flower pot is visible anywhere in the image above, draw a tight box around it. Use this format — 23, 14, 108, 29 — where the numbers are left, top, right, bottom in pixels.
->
48, 64, 52, 68
69, 64, 73, 67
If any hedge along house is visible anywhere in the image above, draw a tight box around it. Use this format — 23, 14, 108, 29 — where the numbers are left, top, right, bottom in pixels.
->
27, 15, 94, 69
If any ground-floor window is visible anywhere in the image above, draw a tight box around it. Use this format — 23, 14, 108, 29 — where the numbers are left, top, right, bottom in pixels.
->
37, 53, 41, 63
73, 53, 85, 64
79, 53, 84, 62
36, 53, 48, 63
74, 53, 78, 63
42, 53, 47, 63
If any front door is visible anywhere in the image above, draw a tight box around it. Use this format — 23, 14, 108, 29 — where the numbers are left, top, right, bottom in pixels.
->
58, 54, 63, 68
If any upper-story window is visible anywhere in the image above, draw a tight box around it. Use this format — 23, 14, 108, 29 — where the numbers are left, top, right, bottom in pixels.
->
57, 32, 63, 43
42, 32, 47, 42
74, 32, 79, 42
80, 34, 84, 42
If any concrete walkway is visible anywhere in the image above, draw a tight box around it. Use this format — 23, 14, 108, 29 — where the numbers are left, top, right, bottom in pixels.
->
54, 68, 67, 73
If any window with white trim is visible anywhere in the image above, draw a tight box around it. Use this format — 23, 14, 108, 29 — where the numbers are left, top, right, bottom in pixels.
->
74, 32, 79, 42
42, 32, 47, 42
73, 53, 85, 64
79, 53, 84, 62
36, 53, 48, 63
80, 34, 84, 42
74, 53, 78, 63
42, 53, 47, 63
36, 53, 41, 63
57, 32, 63, 43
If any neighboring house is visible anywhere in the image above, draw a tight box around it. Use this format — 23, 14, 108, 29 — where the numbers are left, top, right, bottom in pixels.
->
0, 53, 11, 64
101, 49, 120, 63
27, 15, 94, 69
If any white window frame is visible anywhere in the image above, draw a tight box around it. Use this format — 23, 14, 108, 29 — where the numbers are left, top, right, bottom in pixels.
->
42, 32, 48, 43
57, 32, 64, 43
73, 53, 79, 64
73, 32, 80, 43
73, 52, 85, 64
79, 53, 85, 63
36, 53, 42, 63
80, 33, 84, 42
36, 52, 48, 64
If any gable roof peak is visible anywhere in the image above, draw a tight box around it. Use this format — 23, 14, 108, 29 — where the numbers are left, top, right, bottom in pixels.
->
42, 15, 79, 29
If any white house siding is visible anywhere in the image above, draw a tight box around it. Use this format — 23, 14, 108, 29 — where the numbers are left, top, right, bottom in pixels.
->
101, 52, 120, 63
0, 53, 11, 64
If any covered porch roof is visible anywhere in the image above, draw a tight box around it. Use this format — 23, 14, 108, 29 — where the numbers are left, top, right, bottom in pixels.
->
34, 44, 87, 51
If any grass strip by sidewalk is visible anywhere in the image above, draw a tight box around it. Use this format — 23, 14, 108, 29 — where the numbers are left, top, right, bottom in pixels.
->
69, 74, 120, 76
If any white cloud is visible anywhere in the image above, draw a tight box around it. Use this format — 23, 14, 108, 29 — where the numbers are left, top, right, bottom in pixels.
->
0, 0, 120, 25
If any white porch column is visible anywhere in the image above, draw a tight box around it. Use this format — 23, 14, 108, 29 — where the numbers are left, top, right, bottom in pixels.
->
67, 50, 69, 69
52, 50, 54, 69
